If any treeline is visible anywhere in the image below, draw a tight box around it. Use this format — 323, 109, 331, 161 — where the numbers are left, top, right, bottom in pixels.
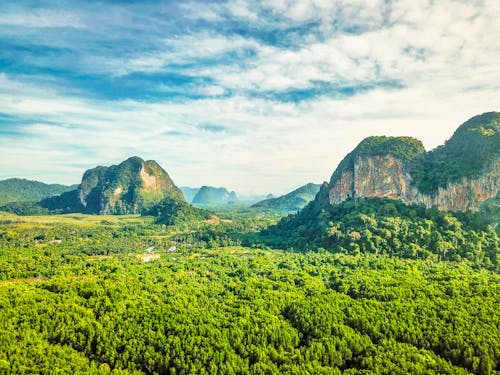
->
264, 198, 499, 270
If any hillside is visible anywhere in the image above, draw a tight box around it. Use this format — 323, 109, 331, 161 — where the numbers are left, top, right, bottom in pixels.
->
40, 156, 185, 214
251, 183, 321, 212
265, 196, 498, 267
265, 113, 500, 262
0, 178, 77, 205
192, 186, 237, 205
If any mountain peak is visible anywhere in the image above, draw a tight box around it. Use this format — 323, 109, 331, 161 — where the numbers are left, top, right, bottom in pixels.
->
41, 157, 184, 214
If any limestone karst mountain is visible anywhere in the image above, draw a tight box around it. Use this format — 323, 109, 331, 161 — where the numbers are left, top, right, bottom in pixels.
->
41, 156, 185, 214
192, 186, 238, 205
324, 112, 499, 212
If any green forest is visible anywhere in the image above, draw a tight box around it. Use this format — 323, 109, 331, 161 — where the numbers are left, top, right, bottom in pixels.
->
265, 197, 499, 270
0, 210, 498, 374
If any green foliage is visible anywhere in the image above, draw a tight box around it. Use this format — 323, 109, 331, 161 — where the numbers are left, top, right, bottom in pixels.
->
251, 183, 321, 212
39, 189, 85, 214
0, 212, 498, 374
410, 112, 500, 194
0, 201, 50, 215
1, 190, 85, 215
476, 193, 500, 231
0, 178, 76, 205
146, 197, 213, 226
265, 197, 499, 270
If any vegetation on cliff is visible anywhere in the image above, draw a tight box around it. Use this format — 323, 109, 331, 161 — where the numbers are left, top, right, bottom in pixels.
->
410, 112, 500, 194
74, 156, 184, 214
329, 136, 425, 184
3, 157, 187, 216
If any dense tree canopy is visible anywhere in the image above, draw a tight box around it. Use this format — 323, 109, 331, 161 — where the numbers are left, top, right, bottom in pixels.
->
0, 178, 76, 205
264, 197, 499, 270
0, 212, 499, 374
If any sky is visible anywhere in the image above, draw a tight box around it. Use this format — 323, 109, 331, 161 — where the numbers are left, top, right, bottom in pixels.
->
0, 0, 499, 195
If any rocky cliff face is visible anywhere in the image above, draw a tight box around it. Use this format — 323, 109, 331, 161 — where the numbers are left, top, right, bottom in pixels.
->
328, 155, 499, 211
326, 112, 500, 212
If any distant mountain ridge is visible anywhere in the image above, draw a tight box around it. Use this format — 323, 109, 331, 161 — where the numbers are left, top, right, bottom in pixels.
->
0, 178, 77, 205
192, 186, 237, 205
252, 183, 321, 212
180, 187, 200, 203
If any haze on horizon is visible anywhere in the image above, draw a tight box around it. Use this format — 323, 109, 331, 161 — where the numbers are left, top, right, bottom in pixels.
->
0, 0, 499, 195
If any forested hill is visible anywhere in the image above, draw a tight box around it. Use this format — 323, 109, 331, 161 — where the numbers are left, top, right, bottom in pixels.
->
0, 178, 77, 205
265, 113, 499, 267
264, 196, 499, 270
251, 183, 321, 212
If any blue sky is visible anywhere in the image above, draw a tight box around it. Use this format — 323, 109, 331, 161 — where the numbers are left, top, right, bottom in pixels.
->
0, 0, 499, 194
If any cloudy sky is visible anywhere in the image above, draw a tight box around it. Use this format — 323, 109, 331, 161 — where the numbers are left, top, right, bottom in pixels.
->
0, 0, 499, 194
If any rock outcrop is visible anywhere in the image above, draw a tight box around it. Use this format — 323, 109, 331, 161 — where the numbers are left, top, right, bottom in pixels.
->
328, 154, 499, 212
326, 112, 500, 212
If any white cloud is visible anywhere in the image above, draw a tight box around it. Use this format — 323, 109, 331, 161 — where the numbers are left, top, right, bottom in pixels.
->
111, 33, 259, 76
0, 10, 85, 28
0, 1, 499, 193
0, 71, 498, 194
